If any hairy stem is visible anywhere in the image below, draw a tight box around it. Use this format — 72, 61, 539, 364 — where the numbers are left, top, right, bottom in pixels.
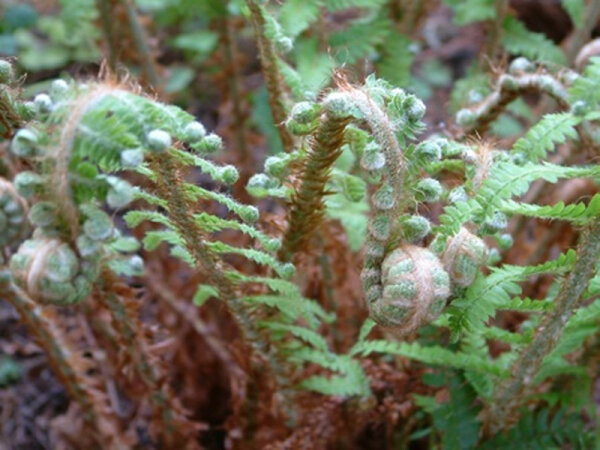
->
149, 151, 297, 429
484, 220, 600, 435
245, 0, 294, 152
279, 113, 350, 261
460, 71, 570, 136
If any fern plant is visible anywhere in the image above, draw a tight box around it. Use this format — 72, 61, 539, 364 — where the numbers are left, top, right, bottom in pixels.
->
1, 1, 600, 448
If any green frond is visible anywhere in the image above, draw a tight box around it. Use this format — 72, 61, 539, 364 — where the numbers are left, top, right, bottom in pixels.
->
446, 250, 576, 338
133, 188, 168, 208
444, 0, 495, 25
329, 17, 391, 64
192, 284, 220, 306
350, 340, 506, 376
415, 372, 481, 450
376, 32, 414, 87
141, 230, 183, 251
194, 212, 280, 252
184, 184, 259, 223
204, 241, 293, 278
123, 210, 174, 228
171, 149, 238, 185
278, 0, 321, 38
496, 297, 554, 312
499, 194, 600, 224
481, 408, 593, 449
259, 321, 330, 351
325, 0, 387, 12
438, 162, 600, 236
569, 56, 600, 109
241, 293, 332, 328
294, 349, 370, 396
535, 298, 600, 383
511, 113, 581, 162
482, 325, 532, 346
502, 17, 566, 64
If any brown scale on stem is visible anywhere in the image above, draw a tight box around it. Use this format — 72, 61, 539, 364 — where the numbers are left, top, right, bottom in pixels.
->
279, 113, 351, 261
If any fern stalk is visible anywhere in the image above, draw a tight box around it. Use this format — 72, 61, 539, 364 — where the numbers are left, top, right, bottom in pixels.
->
459, 71, 569, 136
245, 0, 294, 152
484, 220, 600, 435
279, 113, 351, 261
147, 152, 294, 420
149, 153, 258, 345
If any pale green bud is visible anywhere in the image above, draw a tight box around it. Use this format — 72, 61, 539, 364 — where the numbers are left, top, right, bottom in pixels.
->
279, 262, 295, 279
361, 146, 385, 172
571, 100, 588, 116
28, 202, 58, 228
83, 209, 113, 241
239, 206, 259, 223
183, 121, 206, 142
508, 57, 534, 74
11, 129, 39, 157
403, 95, 426, 121
496, 233, 514, 250
276, 36, 293, 53
14, 171, 44, 198
323, 92, 361, 119
372, 183, 395, 210
290, 102, 321, 124
34, 94, 53, 114
415, 140, 442, 162
76, 235, 102, 258
0, 60, 13, 84
442, 227, 488, 287
403, 215, 431, 242
264, 238, 281, 253
482, 211, 508, 233
121, 148, 145, 168
194, 134, 223, 154
106, 178, 134, 208
448, 186, 468, 203
456, 109, 476, 126
219, 165, 239, 185
415, 178, 443, 203
264, 156, 288, 177
369, 214, 391, 241
146, 129, 172, 152
50, 79, 70, 99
